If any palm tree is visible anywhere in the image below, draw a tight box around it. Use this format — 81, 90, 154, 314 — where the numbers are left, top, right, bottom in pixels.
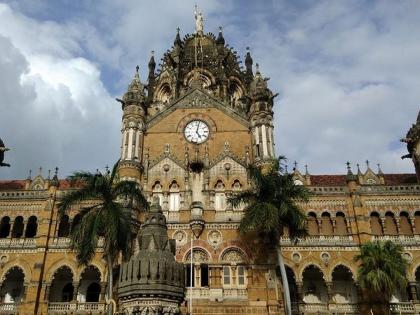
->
228, 157, 309, 315
354, 240, 408, 315
58, 162, 148, 314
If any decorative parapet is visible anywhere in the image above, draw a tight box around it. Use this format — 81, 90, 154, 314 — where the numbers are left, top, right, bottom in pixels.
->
0, 238, 36, 249
360, 185, 420, 195
0, 190, 48, 200
371, 235, 420, 246
47, 302, 106, 312
308, 186, 349, 195
0, 303, 17, 312
280, 235, 355, 246
364, 197, 420, 207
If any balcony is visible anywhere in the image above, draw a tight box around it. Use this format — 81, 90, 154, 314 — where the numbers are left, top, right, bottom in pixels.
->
372, 235, 420, 246
0, 303, 17, 313
185, 287, 247, 301
0, 238, 36, 249
47, 302, 106, 313
292, 303, 359, 314
280, 235, 354, 246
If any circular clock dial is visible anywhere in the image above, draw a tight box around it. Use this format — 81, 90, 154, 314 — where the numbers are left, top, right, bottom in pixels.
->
184, 120, 209, 144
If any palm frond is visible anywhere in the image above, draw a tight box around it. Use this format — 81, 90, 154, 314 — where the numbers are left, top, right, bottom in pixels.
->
112, 180, 149, 210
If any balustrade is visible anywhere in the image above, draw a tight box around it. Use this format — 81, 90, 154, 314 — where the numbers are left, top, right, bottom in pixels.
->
47, 302, 106, 312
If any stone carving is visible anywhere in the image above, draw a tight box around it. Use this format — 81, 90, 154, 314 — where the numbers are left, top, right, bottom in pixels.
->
222, 248, 245, 263
173, 230, 187, 247
292, 252, 301, 264
320, 252, 330, 265
185, 248, 209, 263
207, 230, 222, 246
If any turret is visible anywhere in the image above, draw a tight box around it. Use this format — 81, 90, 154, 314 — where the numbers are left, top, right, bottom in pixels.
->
117, 66, 147, 183
249, 64, 276, 163
402, 110, 420, 183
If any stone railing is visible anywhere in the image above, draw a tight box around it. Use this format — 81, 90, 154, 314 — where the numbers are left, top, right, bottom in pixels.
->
292, 302, 359, 314
223, 288, 247, 299
372, 235, 420, 245
360, 184, 420, 195
48, 302, 106, 312
280, 235, 354, 246
0, 190, 48, 199
0, 238, 37, 249
215, 210, 243, 222
0, 303, 17, 312
390, 302, 415, 313
50, 237, 104, 249
309, 186, 348, 195
185, 287, 210, 299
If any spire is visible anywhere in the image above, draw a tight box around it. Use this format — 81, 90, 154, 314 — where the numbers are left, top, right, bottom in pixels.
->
27, 169, 32, 180
122, 66, 146, 105
357, 163, 362, 175
174, 27, 182, 47
305, 164, 310, 176
51, 167, 59, 187
377, 163, 383, 175
216, 26, 225, 46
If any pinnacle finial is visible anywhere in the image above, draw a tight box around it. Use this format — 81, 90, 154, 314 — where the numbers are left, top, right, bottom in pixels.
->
346, 161, 353, 175
54, 167, 58, 176
27, 169, 32, 180
366, 160, 370, 169
136, 65, 139, 73
48, 169, 51, 179
39, 166, 42, 176
105, 165, 110, 175
357, 163, 361, 174
293, 161, 298, 171
305, 164, 309, 175
377, 163, 383, 174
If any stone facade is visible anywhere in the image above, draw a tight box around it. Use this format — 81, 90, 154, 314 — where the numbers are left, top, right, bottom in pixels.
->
0, 16, 420, 315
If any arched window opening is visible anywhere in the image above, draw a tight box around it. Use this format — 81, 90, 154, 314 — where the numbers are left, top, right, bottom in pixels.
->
223, 266, 231, 285
169, 181, 180, 211
307, 212, 319, 236
0, 216, 11, 238
184, 249, 209, 288
370, 212, 383, 236
385, 211, 398, 235
49, 266, 74, 302
320, 212, 333, 235
156, 83, 172, 104
1, 267, 25, 303
58, 215, 70, 237
214, 180, 226, 211
152, 181, 164, 207
71, 214, 81, 233
200, 264, 209, 287
335, 212, 348, 236
415, 211, 420, 235
79, 265, 101, 302
285, 266, 298, 304
302, 265, 327, 304
25, 216, 38, 238
11, 216, 24, 238
331, 265, 357, 304
399, 212, 413, 236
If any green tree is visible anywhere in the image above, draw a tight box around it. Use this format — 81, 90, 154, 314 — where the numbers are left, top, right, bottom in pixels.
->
228, 157, 309, 315
354, 240, 408, 315
58, 163, 148, 314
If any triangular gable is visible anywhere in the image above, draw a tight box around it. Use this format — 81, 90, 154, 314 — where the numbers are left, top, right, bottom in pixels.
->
209, 156, 247, 179
147, 88, 249, 128
148, 156, 187, 179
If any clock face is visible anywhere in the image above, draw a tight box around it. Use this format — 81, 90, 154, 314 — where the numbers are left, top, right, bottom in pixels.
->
184, 120, 209, 144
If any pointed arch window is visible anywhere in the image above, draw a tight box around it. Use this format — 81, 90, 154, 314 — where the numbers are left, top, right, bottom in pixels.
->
152, 181, 164, 207
169, 181, 180, 211
214, 180, 226, 211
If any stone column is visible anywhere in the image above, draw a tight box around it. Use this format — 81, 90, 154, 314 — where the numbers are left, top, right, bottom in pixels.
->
296, 282, 304, 314
44, 283, 51, 301
99, 282, 107, 301
72, 281, 79, 302
380, 217, 387, 235
410, 217, 416, 234
326, 281, 333, 303
409, 282, 418, 302
395, 217, 401, 234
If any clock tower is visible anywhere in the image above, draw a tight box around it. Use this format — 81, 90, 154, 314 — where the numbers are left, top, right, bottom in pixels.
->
116, 13, 280, 315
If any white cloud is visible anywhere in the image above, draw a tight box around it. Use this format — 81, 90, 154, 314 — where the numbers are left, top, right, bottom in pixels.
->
0, 3, 120, 178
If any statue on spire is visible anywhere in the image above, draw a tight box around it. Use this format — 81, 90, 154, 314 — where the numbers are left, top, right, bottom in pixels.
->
194, 4, 204, 35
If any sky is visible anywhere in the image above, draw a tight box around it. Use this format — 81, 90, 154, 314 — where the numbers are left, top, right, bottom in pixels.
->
0, 0, 419, 179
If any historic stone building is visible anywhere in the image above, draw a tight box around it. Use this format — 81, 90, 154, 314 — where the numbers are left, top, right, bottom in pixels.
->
0, 13, 420, 315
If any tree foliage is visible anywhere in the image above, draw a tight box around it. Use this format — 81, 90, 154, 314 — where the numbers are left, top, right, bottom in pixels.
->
354, 240, 408, 303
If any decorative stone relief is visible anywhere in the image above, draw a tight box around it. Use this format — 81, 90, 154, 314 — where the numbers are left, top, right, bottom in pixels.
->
291, 252, 301, 264
221, 248, 245, 263
320, 252, 330, 266
207, 230, 222, 246
403, 252, 413, 263
185, 248, 209, 263
172, 230, 187, 247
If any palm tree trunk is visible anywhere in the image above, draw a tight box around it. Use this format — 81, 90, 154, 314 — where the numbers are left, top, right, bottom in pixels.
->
107, 255, 113, 315
276, 244, 292, 315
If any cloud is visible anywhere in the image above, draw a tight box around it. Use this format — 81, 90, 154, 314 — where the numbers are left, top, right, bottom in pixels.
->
0, 1, 419, 179
0, 3, 119, 179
